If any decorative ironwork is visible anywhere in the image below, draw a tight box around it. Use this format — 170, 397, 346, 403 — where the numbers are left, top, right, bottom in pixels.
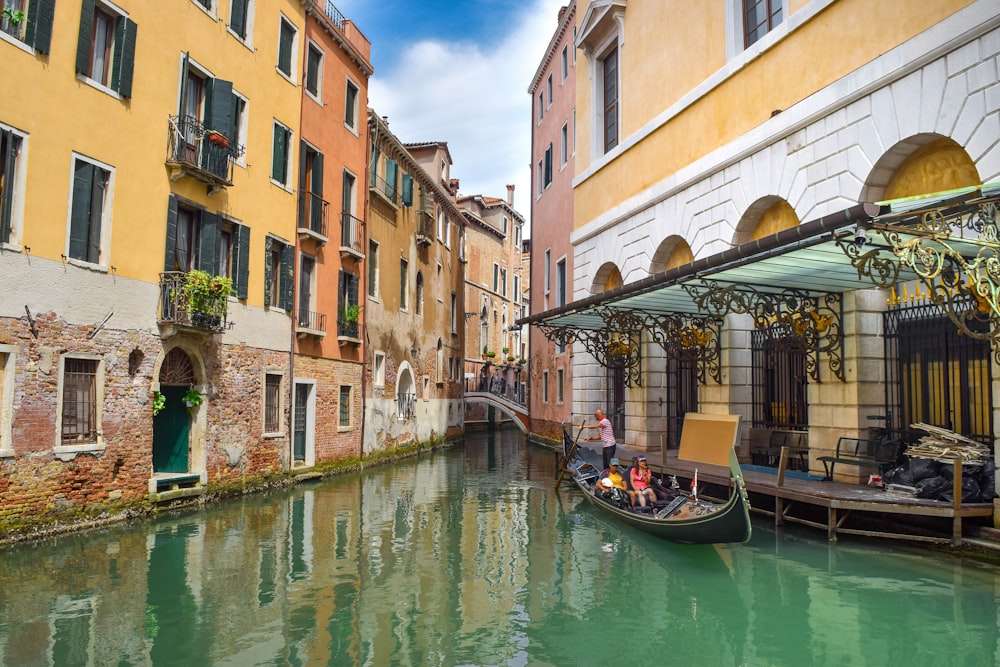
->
570, 308, 645, 386
646, 313, 723, 384
537, 323, 575, 349
159, 348, 196, 386
683, 281, 844, 381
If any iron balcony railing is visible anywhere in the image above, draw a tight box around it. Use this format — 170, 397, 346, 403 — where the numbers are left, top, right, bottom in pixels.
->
297, 309, 327, 334
415, 212, 434, 245
397, 392, 415, 421
340, 212, 365, 258
324, 0, 345, 29
369, 172, 399, 206
337, 310, 360, 339
298, 191, 329, 240
166, 115, 244, 186
158, 272, 229, 333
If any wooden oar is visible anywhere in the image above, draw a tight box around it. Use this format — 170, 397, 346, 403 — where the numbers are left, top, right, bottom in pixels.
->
555, 421, 586, 490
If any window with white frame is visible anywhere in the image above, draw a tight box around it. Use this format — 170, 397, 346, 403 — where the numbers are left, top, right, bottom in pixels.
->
228, 0, 255, 43
373, 350, 385, 388
451, 293, 457, 333
578, 3, 623, 157
493, 263, 500, 293
544, 144, 553, 187
276, 14, 297, 80
556, 368, 565, 404
271, 120, 292, 186
560, 123, 568, 167
561, 45, 568, 82
1, 0, 55, 53
600, 45, 618, 154
345, 79, 360, 131
444, 218, 451, 247
263, 372, 283, 434
415, 271, 424, 315
546, 74, 553, 107
338, 385, 351, 427
436, 340, 444, 384
556, 257, 567, 307
741, 0, 783, 48
67, 154, 113, 267
57, 355, 103, 448
543, 248, 551, 294
537, 92, 544, 123
500, 268, 507, 298
436, 205, 445, 240
0, 124, 26, 248
368, 238, 379, 298
502, 215, 509, 236
513, 276, 520, 304
305, 41, 323, 102
542, 370, 549, 403
75, 0, 137, 98
536, 159, 543, 197
0, 346, 14, 455
399, 257, 408, 311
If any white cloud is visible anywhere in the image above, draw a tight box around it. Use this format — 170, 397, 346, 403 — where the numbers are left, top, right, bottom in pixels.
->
367, 0, 566, 231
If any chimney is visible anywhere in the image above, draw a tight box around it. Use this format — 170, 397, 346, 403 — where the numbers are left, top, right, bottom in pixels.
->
506, 184, 515, 207
449, 178, 460, 195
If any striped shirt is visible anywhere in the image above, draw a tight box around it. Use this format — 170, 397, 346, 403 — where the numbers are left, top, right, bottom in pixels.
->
597, 417, 615, 448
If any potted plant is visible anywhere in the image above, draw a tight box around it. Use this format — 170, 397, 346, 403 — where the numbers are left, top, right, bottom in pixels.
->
486, 350, 496, 360
344, 303, 360, 323
182, 270, 232, 327
502, 347, 509, 355
182, 387, 202, 413
507, 355, 516, 363
204, 129, 230, 149
152, 390, 166, 416
518, 357, 527, 366
481, 344, 488, 360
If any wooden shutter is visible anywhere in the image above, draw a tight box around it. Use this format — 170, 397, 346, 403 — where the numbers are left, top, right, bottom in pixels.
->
111, 18, 137, 98
26, 0, 56, 54
229, 0, 248, 39
385, 159, 398, 200
68, 162, 94, 261
310, 152, 324, 232
86, 168, 107, 264
279, 242, 294, 311
272, 125, 287, 183
369, 147, 379, 183
297, 141, 308, 227
278, 20, 293, 75
401, 174, 413, 207
234, 223, 250, 299
196, 211, 219, 274
0, 130, 17, 243
76, 0, 96, 74
263, 236, 273, 306
164, 195, 179, 271
205, 79, 234, 138
311, 152, 323, 196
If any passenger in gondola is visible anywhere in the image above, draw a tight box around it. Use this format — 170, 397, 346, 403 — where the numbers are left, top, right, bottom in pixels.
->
629, 455, 658, 509
596, 458, 627, 501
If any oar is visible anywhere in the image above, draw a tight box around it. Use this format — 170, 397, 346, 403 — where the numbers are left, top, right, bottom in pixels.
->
555, 421, 586, 490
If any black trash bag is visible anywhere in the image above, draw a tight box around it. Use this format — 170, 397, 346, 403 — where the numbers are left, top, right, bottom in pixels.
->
915, 475, 950, 500
884, 465, 913, 486
941, 477, 982, 504
977, 461, 996, 499
909, 458, 941, 483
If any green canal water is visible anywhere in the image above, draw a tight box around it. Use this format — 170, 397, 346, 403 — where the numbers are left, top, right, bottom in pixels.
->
1, 429, 998, 666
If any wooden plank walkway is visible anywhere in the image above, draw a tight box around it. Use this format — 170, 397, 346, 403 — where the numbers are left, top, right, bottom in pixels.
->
603, 445, 994, 545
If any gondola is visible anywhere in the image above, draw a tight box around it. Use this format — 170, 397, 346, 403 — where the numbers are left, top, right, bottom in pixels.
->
560, 413, 752, 545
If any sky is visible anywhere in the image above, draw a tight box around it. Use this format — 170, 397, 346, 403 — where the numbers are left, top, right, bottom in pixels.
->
332, 0, 568, 232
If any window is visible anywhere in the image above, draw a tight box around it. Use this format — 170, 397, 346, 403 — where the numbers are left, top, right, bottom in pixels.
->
193, 0, 214, 12
450, 293, 457, 333
543, 249, 551, 293
0, 346, 14, 455
561, 45, 568, 82
751, 331, 807, 429
228, 0, 254, 42
297, 253, 318, 330
373, 351, 386, 388
0, 125, 25, 247
513, 276, 520, 304
176, 57, 238, 177
305, 42, 323, 100
1, 0, 55, 53
165, 196, 250, 298
514, 223, 521, 248
544, 144, 553, 187
459, 228, 467, 263
368, 239, 379, 298
399, 258, 408, 310
560, 123, 568, 167
271, 121, 292, 186
436, 205, 445, 240
67, 156, 112, 266
338, 270, 359, 338
542, 370, 549, 403
298, 142, 324, 236
415, 272, 424, 315
493, 263, 500, 293
557, 368, 565, 404
546, 74, 553, 107
264, 236, 294, 310
743, 0, 782, 48
338, 385, 351, 427
537, 92, 544, 123
502, 215, 509, 236
231, 92, 248, 164
75, 0, 136, 98
264, 373, 282, 434
601, 46, 618, 153
500, 268, 507, 298
436, 340, 444, 384
345, 79, 359, 130
58, 356, 102, 446
276, 16, 297, 79
556, 257, 566, 307
443, 218, 451, 247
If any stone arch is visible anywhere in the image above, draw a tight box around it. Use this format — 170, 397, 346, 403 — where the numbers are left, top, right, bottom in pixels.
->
732, 196, 799, 245
151, 340, 207, 391
395, 361, 416, 419
861, 134, 981, 202
650, 236, 694, 274
592, 262, 623, 294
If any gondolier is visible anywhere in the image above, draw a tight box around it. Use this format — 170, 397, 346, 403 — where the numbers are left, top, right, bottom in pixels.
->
584, 408, 617, 470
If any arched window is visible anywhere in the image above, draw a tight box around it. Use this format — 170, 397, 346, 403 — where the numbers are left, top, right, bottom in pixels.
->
415, 271, 424, 315
397, 365, 415, 420
436, 339, 444, 384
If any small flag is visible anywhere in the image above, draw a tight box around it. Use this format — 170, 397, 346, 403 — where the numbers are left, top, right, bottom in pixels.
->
690, 468, 698, 502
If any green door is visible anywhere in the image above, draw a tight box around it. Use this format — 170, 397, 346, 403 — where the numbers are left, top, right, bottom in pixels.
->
153, 386, 190, 473
293, 384, 308, 463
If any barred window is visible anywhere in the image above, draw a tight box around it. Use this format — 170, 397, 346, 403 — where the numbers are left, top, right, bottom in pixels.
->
264, 373, 281, 433
338, 385, 350, 427
61, 358, 99, 443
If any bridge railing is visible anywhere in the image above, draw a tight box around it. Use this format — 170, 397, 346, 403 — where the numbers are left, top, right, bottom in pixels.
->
464, 360, 527, 408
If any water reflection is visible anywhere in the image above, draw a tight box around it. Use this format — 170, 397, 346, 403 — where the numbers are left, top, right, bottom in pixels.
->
0, 429, 998, 666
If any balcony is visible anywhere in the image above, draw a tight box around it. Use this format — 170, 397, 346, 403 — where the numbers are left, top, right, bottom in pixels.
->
158, 272, 229, 334
369, 172, 399, 208
298, 192, 329, 244
396, 392, 415, 421
339, 212, 365, 261
416, 211, 433, 246
337, 309, 361, 344
296, 309, 327, 338
165, 115, 244, 193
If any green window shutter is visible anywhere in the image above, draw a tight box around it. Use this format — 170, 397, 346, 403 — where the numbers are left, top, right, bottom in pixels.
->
0, 130, 17, 244
196, 211, 220, 274
278, 20, 293, 75
401, 174, 413, 207
272, 125, 288, 183
234, 223, 250, 300
297, 142, 308, 227
205, 79, 234, 140
263, 236, 273, 306
86, 168, 107, 264
369, 147, 379, 183
311, 152, 323, 196
69, 161, 95, 261
310, 152, 324, 232
279, 242, 294, 311
229, 0, 248, 39
385, 159, 398, 201
26, 0, 56, 54
76, 0, 96, 75
164, 195, 179, 271
111, 18, 137, 98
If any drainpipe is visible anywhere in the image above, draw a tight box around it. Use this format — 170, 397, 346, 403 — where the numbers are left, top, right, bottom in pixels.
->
359, 111, 378, 457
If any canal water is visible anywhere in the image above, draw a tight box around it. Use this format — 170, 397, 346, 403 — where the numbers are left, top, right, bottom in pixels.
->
1, 429, 998, 666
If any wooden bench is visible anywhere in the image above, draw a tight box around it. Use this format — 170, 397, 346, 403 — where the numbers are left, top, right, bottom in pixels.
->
817, 437, 899, 481
750, 430, 809, 471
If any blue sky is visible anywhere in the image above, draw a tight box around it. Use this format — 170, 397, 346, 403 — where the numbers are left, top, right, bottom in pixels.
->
333, 0, 567, 231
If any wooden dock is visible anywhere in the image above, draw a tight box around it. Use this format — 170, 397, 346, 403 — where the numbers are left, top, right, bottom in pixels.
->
610, 446, 994, 546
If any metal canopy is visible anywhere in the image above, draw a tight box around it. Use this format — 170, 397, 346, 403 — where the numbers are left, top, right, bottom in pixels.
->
521, 185, 1000, 384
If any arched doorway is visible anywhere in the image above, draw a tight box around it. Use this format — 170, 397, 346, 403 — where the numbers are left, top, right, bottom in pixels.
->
154, 348, 196, 473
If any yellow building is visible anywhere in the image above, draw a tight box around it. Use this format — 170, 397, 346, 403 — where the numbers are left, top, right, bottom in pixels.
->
0, 0, 305, 530
525, 0, 999, 515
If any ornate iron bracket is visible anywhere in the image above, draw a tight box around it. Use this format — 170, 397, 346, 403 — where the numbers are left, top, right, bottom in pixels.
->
682, 281, 845, 381
646, 313, 723, 384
